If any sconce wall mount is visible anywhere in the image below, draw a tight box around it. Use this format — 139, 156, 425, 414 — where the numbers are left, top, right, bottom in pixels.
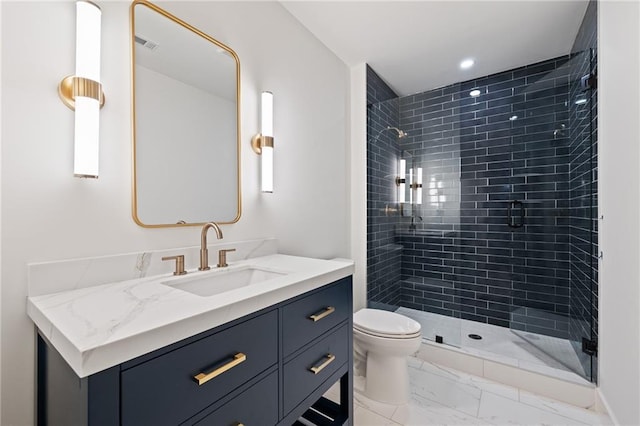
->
250, 134, 274, 155
58, 75, 105, 110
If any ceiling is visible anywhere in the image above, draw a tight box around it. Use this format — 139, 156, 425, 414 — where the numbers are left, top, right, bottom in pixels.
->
280, 1, 589, 97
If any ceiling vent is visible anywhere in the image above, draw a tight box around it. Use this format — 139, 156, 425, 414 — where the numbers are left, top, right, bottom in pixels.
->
135, 35, 159, 51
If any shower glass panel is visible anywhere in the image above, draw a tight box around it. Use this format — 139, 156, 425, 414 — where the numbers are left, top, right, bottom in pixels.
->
395, 84, 465, 349
366, 96, 405, 310
367, 81, 464, 349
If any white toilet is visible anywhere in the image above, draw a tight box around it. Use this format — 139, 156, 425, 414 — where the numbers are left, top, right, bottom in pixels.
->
353, 308, 422, 405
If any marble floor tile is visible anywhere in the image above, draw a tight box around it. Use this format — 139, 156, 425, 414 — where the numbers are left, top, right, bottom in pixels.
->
354, 406, 402, 425
395, 394, 494, 426
408, 361, 482, 416
415, 361, 520, 401
354, 390, 401, 420
352, 356, 610, 426
476, 391, 590, 426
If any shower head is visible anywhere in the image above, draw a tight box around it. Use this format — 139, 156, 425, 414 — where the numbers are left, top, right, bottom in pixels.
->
370, 126, 409, 143
387, 126, 408, 138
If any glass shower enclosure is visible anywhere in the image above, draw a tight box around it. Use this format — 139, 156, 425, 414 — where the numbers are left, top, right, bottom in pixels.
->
366, 42, 598, 382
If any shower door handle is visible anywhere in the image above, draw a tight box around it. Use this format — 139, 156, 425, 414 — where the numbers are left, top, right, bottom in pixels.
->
507, 200, 524, 228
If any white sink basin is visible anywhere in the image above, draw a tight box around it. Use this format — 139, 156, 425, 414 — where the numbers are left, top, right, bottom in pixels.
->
161, 265, 288, 297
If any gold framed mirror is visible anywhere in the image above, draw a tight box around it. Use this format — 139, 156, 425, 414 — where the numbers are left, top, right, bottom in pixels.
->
130, 0, 241, 227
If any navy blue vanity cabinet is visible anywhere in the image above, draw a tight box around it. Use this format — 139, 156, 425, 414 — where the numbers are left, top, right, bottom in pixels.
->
36, 275, 353, 426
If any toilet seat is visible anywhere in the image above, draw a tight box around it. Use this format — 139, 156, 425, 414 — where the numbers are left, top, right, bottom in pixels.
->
354, 309, 421, 339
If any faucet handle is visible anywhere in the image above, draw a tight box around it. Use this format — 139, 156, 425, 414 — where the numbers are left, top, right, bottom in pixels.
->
162, 255, 187, 276
217, 249, 236, 268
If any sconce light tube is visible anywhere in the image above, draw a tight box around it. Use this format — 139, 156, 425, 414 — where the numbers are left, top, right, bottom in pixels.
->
58, 1, 103, 178
261, 91, 273, 138
399, 159, 406, 203
416, 167, 423, 205
260, 92, 273, 193
74, 1, 102, 178
76, 1, 101, 83
251, 91, 274, 193
409, 168, 414, 204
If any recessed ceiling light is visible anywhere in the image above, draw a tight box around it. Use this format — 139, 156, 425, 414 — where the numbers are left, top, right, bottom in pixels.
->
509, 115, 518, 121
460, 59, 475, 69
469, 89, 481, 97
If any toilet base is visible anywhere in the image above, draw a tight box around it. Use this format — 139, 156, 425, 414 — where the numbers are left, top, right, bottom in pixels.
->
363, 352, 410, 405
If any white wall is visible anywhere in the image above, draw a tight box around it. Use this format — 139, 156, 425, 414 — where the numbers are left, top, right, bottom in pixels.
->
598, 2, 640, 425
0, 1, 3, 422
350, 63, 367, 311
0, 2, 349, 424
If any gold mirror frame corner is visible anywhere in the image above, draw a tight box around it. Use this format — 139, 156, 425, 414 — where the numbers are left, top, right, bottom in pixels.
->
130, 0, 242, 228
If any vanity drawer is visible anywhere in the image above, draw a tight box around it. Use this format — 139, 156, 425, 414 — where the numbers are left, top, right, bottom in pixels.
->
282, 277, 351, 356
121, 310, 278, 426
190, 371, 278, 426
283, 323, 349, 415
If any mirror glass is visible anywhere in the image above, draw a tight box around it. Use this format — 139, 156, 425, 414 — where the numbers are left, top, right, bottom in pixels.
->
131, 1, 241, 227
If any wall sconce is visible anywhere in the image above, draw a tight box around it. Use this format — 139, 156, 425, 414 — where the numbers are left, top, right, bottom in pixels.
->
412, 167, 423, 205
396, 159, 406, 203
408, 168, 413, 204
58, 1, 104, 178
396, 160, 423, 206
251, 91, 274, 193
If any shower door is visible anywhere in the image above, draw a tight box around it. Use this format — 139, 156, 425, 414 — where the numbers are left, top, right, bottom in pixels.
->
506, 48, 598, 382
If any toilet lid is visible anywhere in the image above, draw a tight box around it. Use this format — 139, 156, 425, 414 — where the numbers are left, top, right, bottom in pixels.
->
353, 309, 421, 338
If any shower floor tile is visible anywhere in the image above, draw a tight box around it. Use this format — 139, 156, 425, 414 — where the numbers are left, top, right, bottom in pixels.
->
395, 307, 589, 383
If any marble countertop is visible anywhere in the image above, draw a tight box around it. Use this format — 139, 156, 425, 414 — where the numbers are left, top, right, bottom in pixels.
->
28, 254, 354, 378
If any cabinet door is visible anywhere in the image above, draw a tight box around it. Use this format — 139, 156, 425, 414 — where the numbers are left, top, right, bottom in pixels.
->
121, 310, 277, 426
188, 372, 278, 426
283, 324, 349, 415
282, 277, 352, 357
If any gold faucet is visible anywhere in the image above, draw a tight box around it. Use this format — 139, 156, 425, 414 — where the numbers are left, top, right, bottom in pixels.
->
217, 248, 236, 268
162, 255, 187, 275
199, 222, 223, 271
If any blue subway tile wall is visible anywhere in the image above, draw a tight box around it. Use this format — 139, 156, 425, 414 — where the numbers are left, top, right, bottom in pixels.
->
397, 56, 574, 338
568, 0, 598, 381
367, 66, 403, 306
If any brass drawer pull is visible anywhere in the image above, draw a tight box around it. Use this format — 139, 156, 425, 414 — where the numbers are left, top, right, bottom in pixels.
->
194, 353, 246, 386
309, 354, 335, 375
309, 306, 335, 322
